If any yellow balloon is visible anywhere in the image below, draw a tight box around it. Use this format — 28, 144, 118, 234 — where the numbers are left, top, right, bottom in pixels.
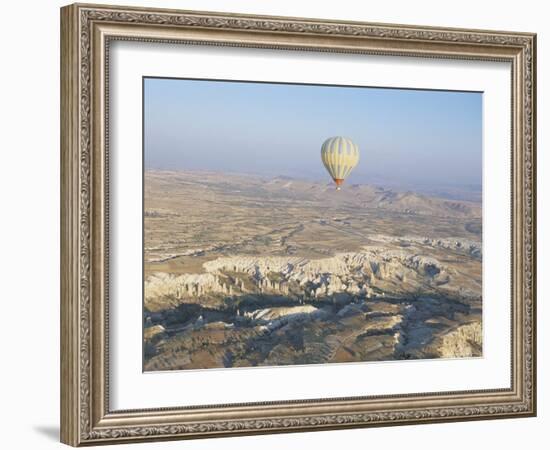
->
321, 136, 360, 190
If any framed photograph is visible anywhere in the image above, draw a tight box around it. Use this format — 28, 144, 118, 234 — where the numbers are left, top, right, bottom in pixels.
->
60, 3, 537, 446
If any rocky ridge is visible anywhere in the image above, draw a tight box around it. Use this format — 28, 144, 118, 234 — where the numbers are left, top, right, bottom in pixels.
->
144, 244, 461, 313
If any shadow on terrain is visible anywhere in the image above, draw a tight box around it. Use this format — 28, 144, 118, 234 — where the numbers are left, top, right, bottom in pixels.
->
144, 290, 479, 368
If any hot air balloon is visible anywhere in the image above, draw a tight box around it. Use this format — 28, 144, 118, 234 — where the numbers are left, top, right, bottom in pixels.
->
321, 136, 360, 190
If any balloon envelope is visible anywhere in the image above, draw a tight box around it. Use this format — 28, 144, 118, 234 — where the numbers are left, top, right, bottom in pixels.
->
321, 136, 360, 190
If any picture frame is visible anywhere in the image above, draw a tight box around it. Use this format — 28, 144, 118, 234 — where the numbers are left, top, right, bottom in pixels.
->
60, 2, 536, 446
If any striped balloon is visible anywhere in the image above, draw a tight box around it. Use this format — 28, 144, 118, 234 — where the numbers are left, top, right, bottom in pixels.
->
321, 136, 360, 190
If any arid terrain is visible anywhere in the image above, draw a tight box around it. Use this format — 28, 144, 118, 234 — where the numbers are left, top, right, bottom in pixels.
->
143, 170, 482, 371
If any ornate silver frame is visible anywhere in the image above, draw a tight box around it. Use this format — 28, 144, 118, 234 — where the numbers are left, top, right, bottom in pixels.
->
60, 3, 536, 446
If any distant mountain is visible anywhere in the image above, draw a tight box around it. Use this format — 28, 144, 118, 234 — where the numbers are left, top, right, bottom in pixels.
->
260, 174, 481, 218
145, 169, 481, 219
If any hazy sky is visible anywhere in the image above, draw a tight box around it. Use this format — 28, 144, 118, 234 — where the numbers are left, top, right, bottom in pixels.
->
144, 77, 482, 190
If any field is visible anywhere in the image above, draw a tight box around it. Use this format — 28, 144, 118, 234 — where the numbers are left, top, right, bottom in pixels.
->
143, 169, 482, 371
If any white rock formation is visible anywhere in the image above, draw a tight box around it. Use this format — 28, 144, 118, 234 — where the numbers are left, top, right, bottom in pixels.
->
370, 235, 482, 258
145, 247, 452, 310
438, 321, 482, 358
145, 272, 229, 303
244, 305, 318, 321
